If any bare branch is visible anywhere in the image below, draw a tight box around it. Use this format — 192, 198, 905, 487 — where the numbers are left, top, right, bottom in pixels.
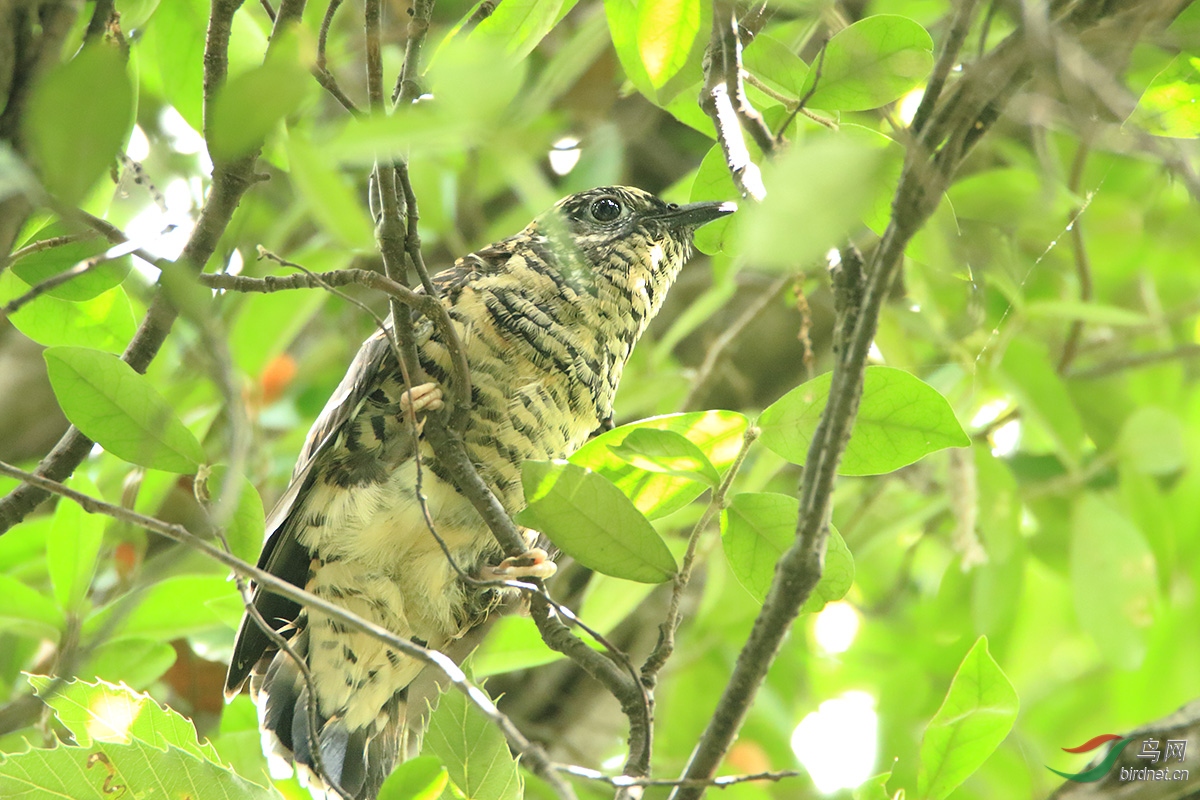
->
700, 4, 766, 201
0, 459, 577, 799
393, 0, 435, 106
719, 11, 774, 156
911, 0, 981, 139
664, 4, 1198, 797
3, 232, 95, 272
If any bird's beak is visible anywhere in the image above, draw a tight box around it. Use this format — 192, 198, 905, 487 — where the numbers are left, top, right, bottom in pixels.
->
657, 200, 738, 229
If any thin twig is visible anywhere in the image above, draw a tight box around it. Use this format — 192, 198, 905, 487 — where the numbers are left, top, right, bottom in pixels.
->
641, 426, 758, 680
464, 0, 500, 30
236, 577, 350, 799
84, 0, 116, 43
911, 0, 981, 139
3, 232, 94, 270
561, 764, 804, 788
1067, 344, 1200, 380
259, 0, 276, 21
312, 0, 362, 115
741, 73, 835, 132
317, 0, 342, 70
1, 246, 145, 318
682, 276, 789, 411
0, 459, 576, 799
393, 0, 435, 106
199, 267, 472, 413
0, 0, 292, 535
1057, 144, 1093, 374
775, 44, 826, 141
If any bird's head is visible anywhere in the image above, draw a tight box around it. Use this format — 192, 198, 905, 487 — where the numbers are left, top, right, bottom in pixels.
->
529, 186, 735, 313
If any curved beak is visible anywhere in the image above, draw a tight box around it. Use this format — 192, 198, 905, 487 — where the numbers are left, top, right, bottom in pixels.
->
657, 200, 738, 229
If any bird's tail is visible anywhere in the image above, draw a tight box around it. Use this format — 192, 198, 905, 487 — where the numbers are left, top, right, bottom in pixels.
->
249, 623, 415, 800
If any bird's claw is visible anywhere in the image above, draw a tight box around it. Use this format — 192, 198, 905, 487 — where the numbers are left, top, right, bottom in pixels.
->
400, 382, 445, 416
481, 548, 557, 581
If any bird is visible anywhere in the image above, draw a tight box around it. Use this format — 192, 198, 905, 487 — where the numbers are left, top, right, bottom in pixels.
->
223, 186, 735, 800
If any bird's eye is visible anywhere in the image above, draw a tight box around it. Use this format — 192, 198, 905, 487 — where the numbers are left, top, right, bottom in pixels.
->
589, 197, 622, 222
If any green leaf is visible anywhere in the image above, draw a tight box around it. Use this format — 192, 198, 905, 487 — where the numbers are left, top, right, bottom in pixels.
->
7, 677, 272, 799
759, 366, 969, 475
85, 574, 241, 642
472, 0, 573, 61
607, 428, 721, 487
0, 516, 49, 575
853, 771, 895, 800
517, 460, 677, 583
44, 346, 206, 473
1023, 300, 1149, 326
1, 273, 136, 354
604, 0, 656, 99
9, 223, 130, 301
1118, 406, 1187, 476
917, 637, 1019, 800
29, 675, 221, 759
570, 411, 749, 519
80, 638, 178, 689
203, 467, 267, 563
636, 0, 701, 89
287, 133, 375, 249
1070, 494, 1158, 670
0, 738, 276, 800
48, 486, 105, 613
425, 687, 522, 800
379, 756, 451, 800
801, 15, 933, 112
24, 44, 134, 204
721, 492, 853, 611
997, 337, 1085, 466
741, 136, 890, 269
688, 144, 740, 254
143, 0, 207, 130
1131, 53, 1200, 138
209, 60, 311, 162
472, 616, 561, 677
743, 34, 809, 98
229, 280, 327, 377
0, 574, 65, 639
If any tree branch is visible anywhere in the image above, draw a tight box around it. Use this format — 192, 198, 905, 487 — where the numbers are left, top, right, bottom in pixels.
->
667, 3, 1173, 796
700, 3, 766, 201
0, 0, 286, 535
0, 458, 578, 800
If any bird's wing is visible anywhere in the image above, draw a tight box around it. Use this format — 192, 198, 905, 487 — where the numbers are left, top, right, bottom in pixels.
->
225, 327, 396, 695
225, 241, 521, 695
430, 237, 520, 301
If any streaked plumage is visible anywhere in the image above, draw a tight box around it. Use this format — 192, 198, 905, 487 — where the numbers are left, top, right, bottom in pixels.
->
224, 186, 734, 799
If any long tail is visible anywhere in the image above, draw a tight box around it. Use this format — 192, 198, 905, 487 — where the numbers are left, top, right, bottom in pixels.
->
250, 622, 412, 800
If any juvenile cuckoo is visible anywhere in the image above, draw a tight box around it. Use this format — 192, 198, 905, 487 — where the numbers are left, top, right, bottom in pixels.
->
224, 186, 734, 799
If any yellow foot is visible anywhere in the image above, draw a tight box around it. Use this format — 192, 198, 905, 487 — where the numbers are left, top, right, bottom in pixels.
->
400, 382, 444, 416
481, 548, 557, 581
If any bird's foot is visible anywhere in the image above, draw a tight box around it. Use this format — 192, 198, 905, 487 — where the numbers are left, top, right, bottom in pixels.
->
400, 382, 444, 417
481, 548, 557, 581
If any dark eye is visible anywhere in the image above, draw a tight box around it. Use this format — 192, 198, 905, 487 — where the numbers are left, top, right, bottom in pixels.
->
589, 197, 622, 222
